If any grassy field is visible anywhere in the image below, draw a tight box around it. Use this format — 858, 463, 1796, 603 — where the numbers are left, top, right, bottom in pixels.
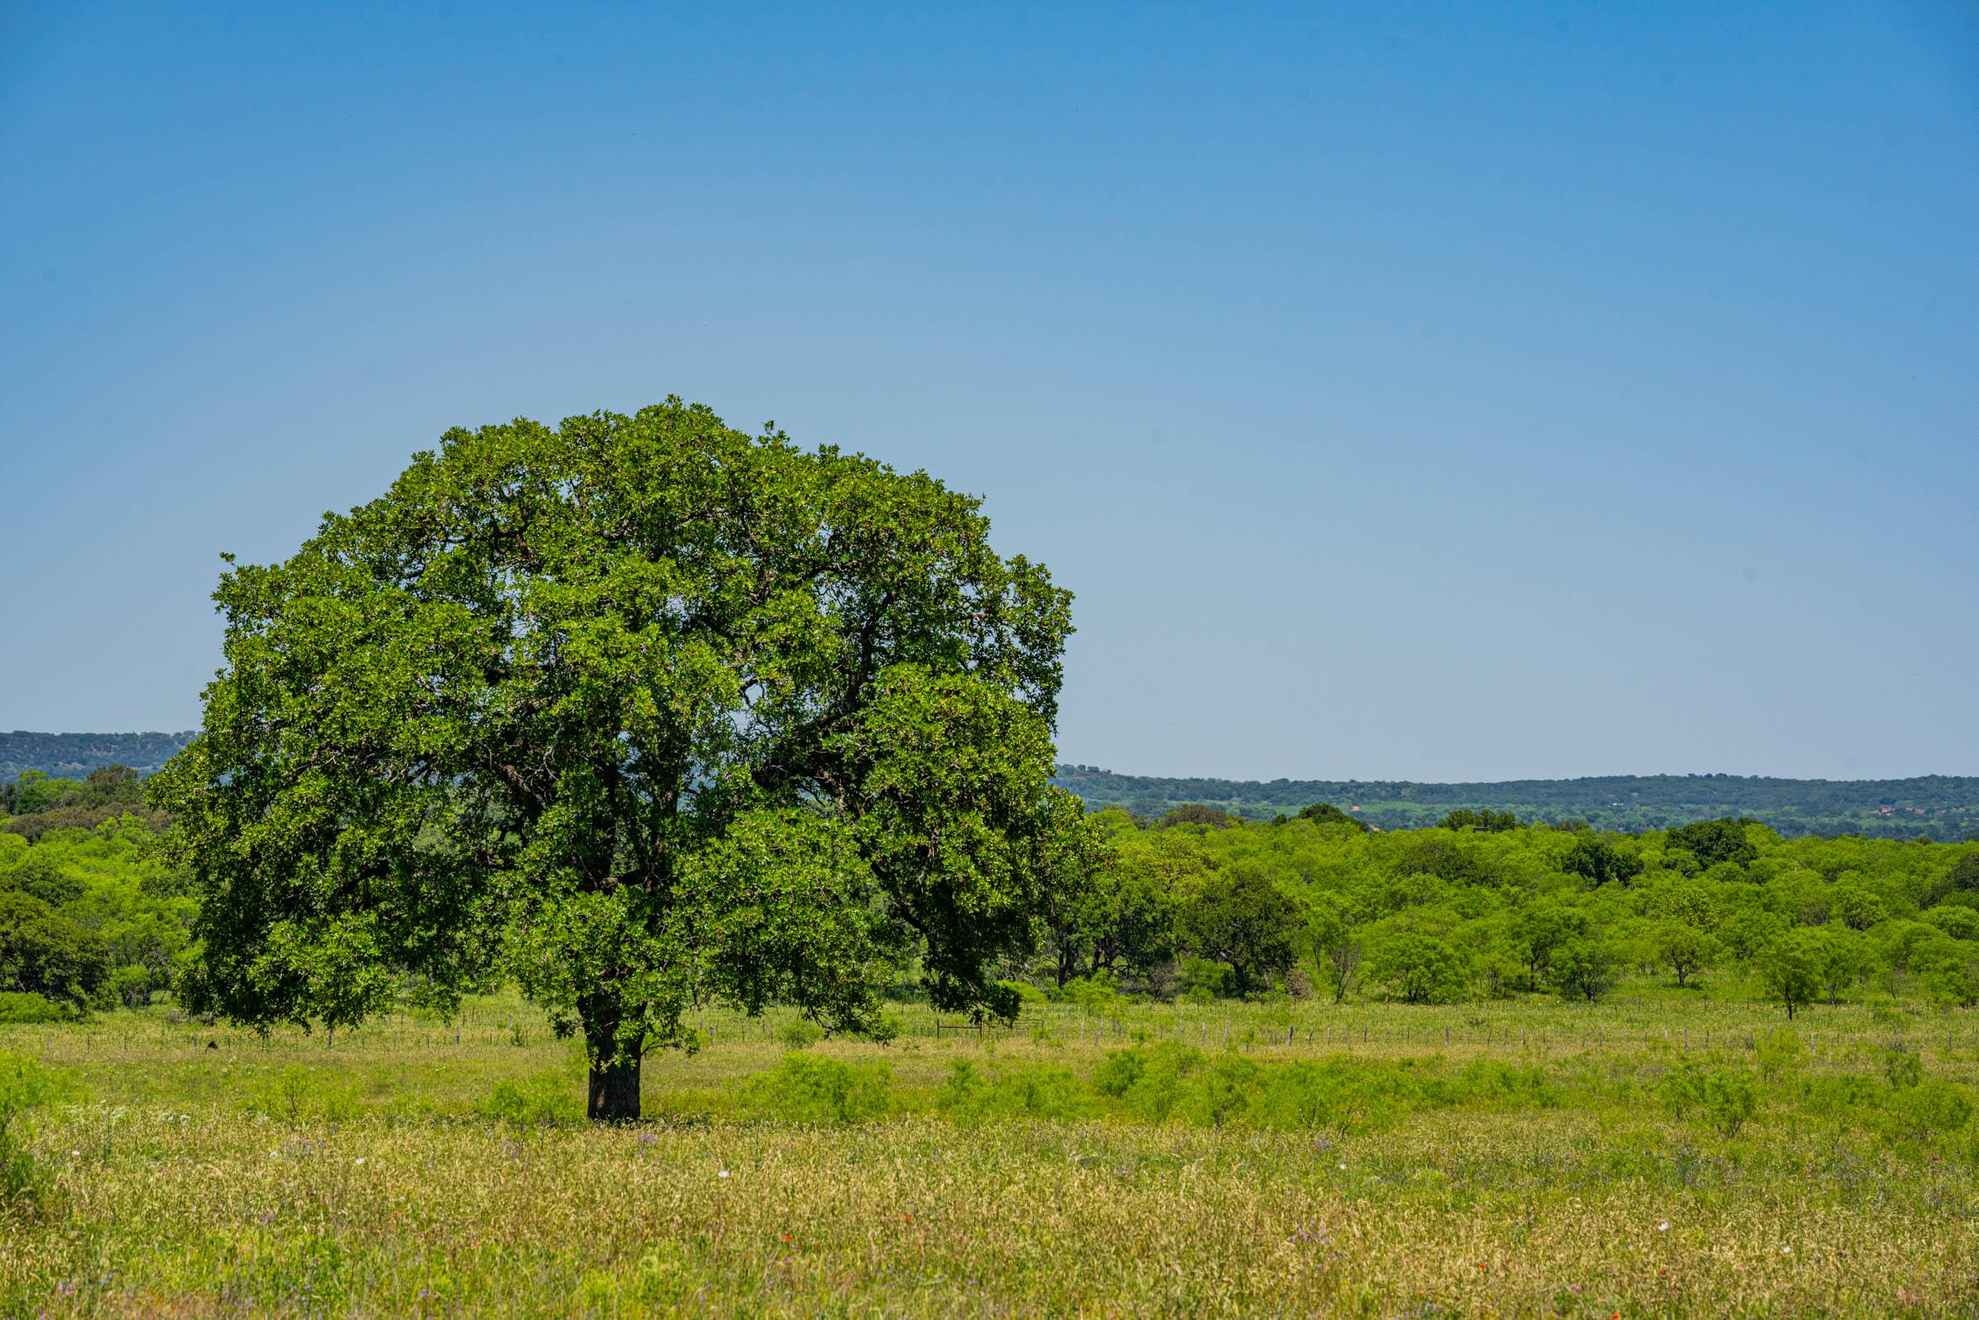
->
4, 992, 1978, 1316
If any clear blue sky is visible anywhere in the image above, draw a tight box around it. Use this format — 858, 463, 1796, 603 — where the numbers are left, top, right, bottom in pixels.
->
4, 1, 1976, 781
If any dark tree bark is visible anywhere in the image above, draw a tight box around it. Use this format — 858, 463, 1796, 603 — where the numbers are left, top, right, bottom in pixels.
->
588, 1053, 642, 1122
582, 997, 642, 1121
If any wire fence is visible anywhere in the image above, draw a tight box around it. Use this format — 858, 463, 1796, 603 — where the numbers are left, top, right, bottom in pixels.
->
25, 996, 1974, 1070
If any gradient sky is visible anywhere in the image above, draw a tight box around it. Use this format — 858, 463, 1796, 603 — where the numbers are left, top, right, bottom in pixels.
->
4, 1, 1976, 781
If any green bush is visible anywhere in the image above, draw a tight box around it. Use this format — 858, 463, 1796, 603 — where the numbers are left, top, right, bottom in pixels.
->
938, 1061, 1096, 1123
0, 891, 107, 1009
1701, 1069, 1757, 1138
1923, 906, 1979, 941
1662, 1062, 1756, 1136
479, 1071, 585, 1127
1884, 1042, 1924, 1091
1755, 1027, 1803, 1082
0, 1051, 68, 1220
1794, 1072, 1882, 1120
1092, 1047, 1557, 1134
241, 1066, 363, 1124
0, 992, 64, 1024
109, 963, 154, 1009
1366, 934, 1469, 1004
1093, 1046, 1150, 1097
1062, 974, 1121, 1013
1093, 1043, 1206, 1123
741, 1054, 891, 1125
1659, 1061, 1706, 1120
1883, 1079, 1973, 1142
1178, 1055, 1260, 1128
1177, 957, 1233, 1003
775, 1018, 825, 1049
1550, 940, 1619, 1003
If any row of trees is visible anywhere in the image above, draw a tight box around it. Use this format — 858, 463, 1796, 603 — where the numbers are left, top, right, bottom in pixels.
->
1028, 802, 1979, 1016
0, 805, 194, 1017
1050, 766, 1979, 839
0, 766, 165, 840
12, 779, 1975, 1027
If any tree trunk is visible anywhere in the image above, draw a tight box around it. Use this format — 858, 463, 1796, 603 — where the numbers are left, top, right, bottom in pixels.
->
588, 1052, 641, 1122
581, 995, 642, 1122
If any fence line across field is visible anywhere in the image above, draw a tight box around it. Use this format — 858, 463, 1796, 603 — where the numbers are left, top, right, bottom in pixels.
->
110, 1000, 1967, 1064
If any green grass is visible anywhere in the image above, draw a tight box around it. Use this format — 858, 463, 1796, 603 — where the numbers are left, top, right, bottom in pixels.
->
4, 988, 1979, 1315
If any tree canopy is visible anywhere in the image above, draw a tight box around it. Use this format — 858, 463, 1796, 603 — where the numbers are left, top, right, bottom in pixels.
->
152, 400, 1074, 1119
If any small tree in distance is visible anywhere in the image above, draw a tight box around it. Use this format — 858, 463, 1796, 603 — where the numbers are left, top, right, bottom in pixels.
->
1550, 939, 1618, 1003
1760, 930, 1823, 1019
1296, 802, 1369, 832
1176, 870, 1299, 995
152, 400, 1076, 1120
1438, 808, 1519, 832
1367, 933, 1468, 1005
1655, 923, 1717, 988
1304, 900, 1362, 1003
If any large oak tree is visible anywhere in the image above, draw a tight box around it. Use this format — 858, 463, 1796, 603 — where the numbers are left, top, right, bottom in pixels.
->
153, 400, 1073, 1118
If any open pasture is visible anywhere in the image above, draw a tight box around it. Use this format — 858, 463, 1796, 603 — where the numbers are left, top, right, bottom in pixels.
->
5, 993, 1977, 1317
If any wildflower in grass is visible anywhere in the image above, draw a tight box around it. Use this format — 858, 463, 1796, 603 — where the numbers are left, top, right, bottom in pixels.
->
718, 1168, 731, 1179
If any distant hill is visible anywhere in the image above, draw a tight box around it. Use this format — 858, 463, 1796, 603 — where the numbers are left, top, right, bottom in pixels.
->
8, 737, 1974, 840
1053, 765, 1979, 840
0, 731, 195, 781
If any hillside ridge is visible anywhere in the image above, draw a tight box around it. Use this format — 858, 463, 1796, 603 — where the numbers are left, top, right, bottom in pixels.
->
6, 735, 1974, 839
1053, 764, 1979, 840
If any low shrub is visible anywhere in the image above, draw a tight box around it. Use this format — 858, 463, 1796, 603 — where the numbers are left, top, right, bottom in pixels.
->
1883, 1042, 1924, 1090
1094, 1043, 1206, 1123
0, 992, 64, 1024
938, 1061, 1097, 1123
1754, 1028, 1802, 1082
1062, 975, 1122, 1014
1702, 1069, 1757, 1138
775, 1018, 825, 1049
1795, 1072, 1882, 1119
741, 1054, 891, 1125
480, 1070, 585, 1127
242, 1066, 363, 1124
0, 1051, 67, 1220
1883, 1078, 1973, 1142
1093, 1047, 1557, 1133
1662, 1062, 1757, 1137
1180, 1055, 1261, 1128
1177, 957, 1234, 1003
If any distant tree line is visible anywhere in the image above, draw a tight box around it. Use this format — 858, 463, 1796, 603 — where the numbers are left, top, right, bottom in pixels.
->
1, 766, 192, 1021
9, 766, 1979, 1028
1052, 766, 1979, 840
1020, 798, 1979, 1017
0, 732, 194, 782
